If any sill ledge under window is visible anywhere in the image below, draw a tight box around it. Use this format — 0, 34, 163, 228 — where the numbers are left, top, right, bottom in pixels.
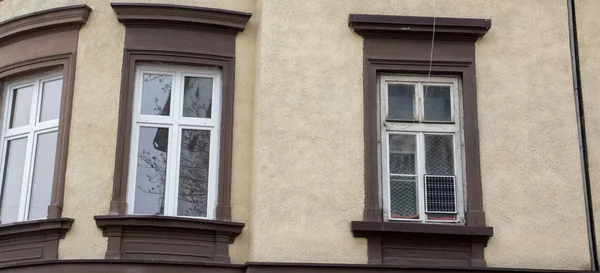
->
0, 218, 73, 267
94, 215, 244, 263
351, 221, 493, 267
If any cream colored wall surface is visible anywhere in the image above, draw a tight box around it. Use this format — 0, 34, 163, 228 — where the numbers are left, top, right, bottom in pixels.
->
0, 0, 591, 269
249, 0, 589, 269
0, 0, 255, 261
577, 0, 600, 260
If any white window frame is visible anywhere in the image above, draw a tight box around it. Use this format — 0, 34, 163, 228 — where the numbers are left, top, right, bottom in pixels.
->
0, 72, 63, 223
127, 64, 221, 219
380, 75, 465, 224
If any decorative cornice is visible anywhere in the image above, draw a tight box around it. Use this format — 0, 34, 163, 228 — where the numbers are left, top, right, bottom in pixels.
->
111, 3, 252, 34
0, 218, 73, 238
95, 215, 244, 262
0, 218, 74, 266
349, 14, 491, 41
95, 215, 244, 236
352, 220, 493, 244
0, 5, 91, 45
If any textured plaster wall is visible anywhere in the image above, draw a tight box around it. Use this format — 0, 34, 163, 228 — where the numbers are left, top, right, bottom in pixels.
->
576, 0, 600, 260
0, 0, 255, 262
0, 0, 592, 269
249, 0, 589, 269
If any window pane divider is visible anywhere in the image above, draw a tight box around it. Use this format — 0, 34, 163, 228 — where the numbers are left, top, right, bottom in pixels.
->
385, 123, 458, 133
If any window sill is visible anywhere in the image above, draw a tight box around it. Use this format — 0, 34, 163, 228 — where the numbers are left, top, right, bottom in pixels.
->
94, 215, 244, 263
351, 220, 493, 267
0, 218, 73, 267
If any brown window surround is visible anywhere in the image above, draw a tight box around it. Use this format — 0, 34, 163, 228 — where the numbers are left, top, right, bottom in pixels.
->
0, 5, 90, 266
349, 14, 493, 267
95, 3, 251, 264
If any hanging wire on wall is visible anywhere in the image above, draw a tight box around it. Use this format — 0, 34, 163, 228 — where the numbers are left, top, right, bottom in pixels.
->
422, 0, 437, 118
426, 0, 436, 82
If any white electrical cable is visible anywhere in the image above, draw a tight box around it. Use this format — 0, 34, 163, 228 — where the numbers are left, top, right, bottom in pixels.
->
426, 0, 436, 83
423, 0, 436, 119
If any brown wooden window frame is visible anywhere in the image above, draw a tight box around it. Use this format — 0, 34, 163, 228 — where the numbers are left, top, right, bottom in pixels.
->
96, 3, 250, 263
349, 14, 494, 267
0, 5, 90, 266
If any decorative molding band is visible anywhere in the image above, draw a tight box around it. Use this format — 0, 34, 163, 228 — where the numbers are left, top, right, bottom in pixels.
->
349, 14, 491, 40
111, 3, 251, 33
95, 215, 245, 235
0, 260, 594, 273
95, 215, 244, 263
0, 5, 91, 45
0, 218, 73, 238
0, 218, 73, 267
352, 221, 492, 267
351, 221, 493, 240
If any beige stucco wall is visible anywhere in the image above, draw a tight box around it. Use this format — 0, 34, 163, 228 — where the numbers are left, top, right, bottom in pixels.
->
249, 0, 589, 269
0, 0, 592, 270
0, 0, 256, 263
577, 0, 600, 261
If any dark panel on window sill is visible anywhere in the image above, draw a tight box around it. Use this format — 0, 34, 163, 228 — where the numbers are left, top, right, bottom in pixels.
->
352, 221, 492, 267
0, 218, 73, 267
94, 215, 244, 263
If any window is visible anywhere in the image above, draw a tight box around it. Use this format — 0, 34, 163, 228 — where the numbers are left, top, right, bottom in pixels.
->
380, 75, 463, 223
0, 73, 63, 224
127, 65, 221, 219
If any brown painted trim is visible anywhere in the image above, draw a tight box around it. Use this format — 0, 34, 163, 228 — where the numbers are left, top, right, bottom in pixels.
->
110, 52, 236, 219
0, 260, 595, 273
0, 217, 73, 237
0, 5, 90, 220
0, 6, 88, 265
109, 4, 250, 221
108, 3, 249, 263
351, 221, 493, 238
94, 215, 244, 233
0, 5, 91, 45
95, 215, 243, 263
352, 221, 492, 266
350, 14, 491, 266
0, 218, 73, 266
349, 14, 491, 40
111, 3, 251, 34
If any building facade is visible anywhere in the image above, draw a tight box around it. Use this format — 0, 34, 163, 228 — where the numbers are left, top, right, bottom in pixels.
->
0, 0, 599, 272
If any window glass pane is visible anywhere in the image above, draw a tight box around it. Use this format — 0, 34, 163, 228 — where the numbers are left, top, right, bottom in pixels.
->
0, 138, 28, 224
424, 85, 452, 122
389, 176, 418, 219
28, 131, 58, 220
425, 134, 455, 175
178, 129, 211, 217
134, 127, 169, 215
9, 85, 33, 128
183, 77, 213, 118
39, 79, 63, 122
141, 74, 172, 116
389, 134, 416, 174
388, 84, 415, 121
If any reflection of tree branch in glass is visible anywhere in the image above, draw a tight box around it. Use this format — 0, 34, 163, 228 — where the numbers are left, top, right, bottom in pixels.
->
135, 74, 213, 217
183, 76, 213, 118
178, 129, 210, 217
136, 127, 168, 215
